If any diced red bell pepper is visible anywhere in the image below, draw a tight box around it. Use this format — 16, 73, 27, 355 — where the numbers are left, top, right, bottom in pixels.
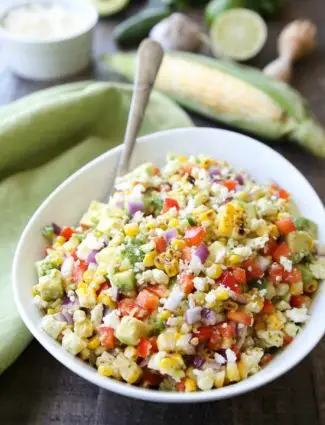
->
195, 326, 214, 341
273, 242, 291, 263
60, 226, 75, 240
180, 273, 194, 294
262, 299, 275, 315
268, 263, 284, 284
260, 353, 273, 366
221, 271, 241, 294
96, 281, 110, 295
233, 267, 247, 285
283, 333, 293, 345
227, 310, 252, 326
184, 226, 206, 247
217, 321, 237, 338
243, 258, 264, 280
278, 189, 289, 200
99, 327, 115, 349
276, 219, 296, 235
290, 295, 310, 308
231, 344, 241, 361
155, 237, 167, 253
175, 380, 186, 392
137, 339, 154, 358
136, 290, 159, 312
283, 267, 302, 284
208, 328, 223, 350
262, 238, 277, 256
223, 180, 239, 191
163, 198, 180, 213
147, 284, 169, 298
118, 298, 149, 320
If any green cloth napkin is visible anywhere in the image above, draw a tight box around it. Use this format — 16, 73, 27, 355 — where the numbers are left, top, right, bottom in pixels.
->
0, 81, 193, 375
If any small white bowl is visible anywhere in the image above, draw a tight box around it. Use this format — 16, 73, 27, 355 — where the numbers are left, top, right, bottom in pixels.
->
0, 0, 98, 81
13, 128, 325, 403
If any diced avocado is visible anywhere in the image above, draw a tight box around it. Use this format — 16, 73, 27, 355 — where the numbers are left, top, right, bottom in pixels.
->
143, 193, 163, 216
80, 200, 107, 227
37, 269, 63, 301
294, 217, 318, 239
286, 231, 314, 260
297, 264, 313, 283
95, 247, 118, 267
112, 270, 136, 294
148, 315, 166, 336
42, 225, 55, 242
206, 241, 225, 266
115, 316, 149, 346
36, 259, 57, 277
287, 201, 299, 218
234, 200, 256, 219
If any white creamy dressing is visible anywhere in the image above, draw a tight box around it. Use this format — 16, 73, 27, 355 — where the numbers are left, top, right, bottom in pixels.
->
2, 3, 86, 40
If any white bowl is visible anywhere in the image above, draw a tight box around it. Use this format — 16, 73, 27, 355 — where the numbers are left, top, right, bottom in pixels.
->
0, 0, 98, 81
13, 128, 325, 403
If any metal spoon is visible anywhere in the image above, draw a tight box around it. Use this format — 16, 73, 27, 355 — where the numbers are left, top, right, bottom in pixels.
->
108, 39, 164, 198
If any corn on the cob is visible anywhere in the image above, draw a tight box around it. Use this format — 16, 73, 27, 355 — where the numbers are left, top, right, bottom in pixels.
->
107, 51, 325, 157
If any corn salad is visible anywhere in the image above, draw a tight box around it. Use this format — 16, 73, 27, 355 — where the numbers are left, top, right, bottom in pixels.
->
33, 154, 324, 392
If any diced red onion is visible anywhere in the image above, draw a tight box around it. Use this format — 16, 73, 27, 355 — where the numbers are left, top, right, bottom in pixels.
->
222, 196, 233, 205
53, 313, 66, 322
128, 199, 144, 215
164, 288, 183, 311
87, 250, 99, 265
194, 243, 209, 265
61, 311, 73, 325
185, 307, 202, 324
209, 168, 220, 178
61, 297, 71, 306
164, 228, 177, 242
52, 223, 61, 235
193, 356, 205, 369
138, 359, 149, 368
115, 200, 124, 208
201, 308, 224, 326
235, 174, 244, 185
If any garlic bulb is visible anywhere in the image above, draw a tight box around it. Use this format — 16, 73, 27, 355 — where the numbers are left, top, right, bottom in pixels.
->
149, 13, 203, 52
264, 20, 317, 83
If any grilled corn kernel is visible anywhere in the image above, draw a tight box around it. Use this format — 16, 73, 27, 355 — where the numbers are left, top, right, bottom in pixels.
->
97, 293, 116, 309
236, 191, 250, 201
124, 223, 139, 237
47, 308, 56, 315
193, 292, 206, 305
164, 259, 179, 277
77, 282, 88, 290
80, 348, 90, 361
53, 236, 65, 247
124, 346, 138, 360
154, 255, 165, 270
143, 251, 157, 268
83, 269, 95, 284
32, 287, 39, 297
227, 254, 242, 266
215, 288, 230, 301
224, 301, 238, 311
185, 378, 197, 392
159, 310, 171, 321
214, 370, 226, 388
290, 281, 304, 296
268, 224, 279, 238
238, 360, 248, 379
169, 218, 179, 228
88, 336, 100, 350
304, 279, 318, 294
255, 321, 266, 331
98, 365, 113, 377
267, 314, 283, 331
206, 264, 223, 279
198, 210, 215, 223
226, 362, 240, 382
171, 239, 186, 251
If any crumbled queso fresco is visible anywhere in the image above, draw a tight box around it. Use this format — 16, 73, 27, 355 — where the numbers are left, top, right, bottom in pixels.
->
33, 153, 324, 392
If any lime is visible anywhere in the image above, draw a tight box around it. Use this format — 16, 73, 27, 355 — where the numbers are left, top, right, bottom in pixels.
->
205, 0, 244, 27
209, 8, 267, 61
91, 0, 129, 17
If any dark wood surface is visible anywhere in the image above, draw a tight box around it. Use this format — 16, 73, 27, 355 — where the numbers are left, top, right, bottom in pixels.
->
1, 1, 325, 424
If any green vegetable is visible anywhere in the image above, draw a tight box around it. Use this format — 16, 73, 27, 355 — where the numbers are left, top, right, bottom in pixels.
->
113, 7, 170, 46
148, 315, 166, 335
36, 259, 57, 277
297, 264, 313, 284
123, 240, 145, 265
205, 0, 244, 26
187, 216, 196, 226
112, 270, 136, 294
42, 224, 55, 241
294, 217, 318, 239
116, 316, 149, 345
107, 51, 325, 157
37, 270, 63, 302
249, 279, 267, 289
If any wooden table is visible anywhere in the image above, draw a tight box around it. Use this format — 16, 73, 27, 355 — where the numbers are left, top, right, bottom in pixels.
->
1, 1, 325, 424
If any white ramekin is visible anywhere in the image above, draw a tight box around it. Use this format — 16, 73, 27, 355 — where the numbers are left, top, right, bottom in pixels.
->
0, 0, 98, 81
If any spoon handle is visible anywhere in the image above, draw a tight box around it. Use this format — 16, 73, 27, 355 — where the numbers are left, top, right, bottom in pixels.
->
115, 39, 164, 178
